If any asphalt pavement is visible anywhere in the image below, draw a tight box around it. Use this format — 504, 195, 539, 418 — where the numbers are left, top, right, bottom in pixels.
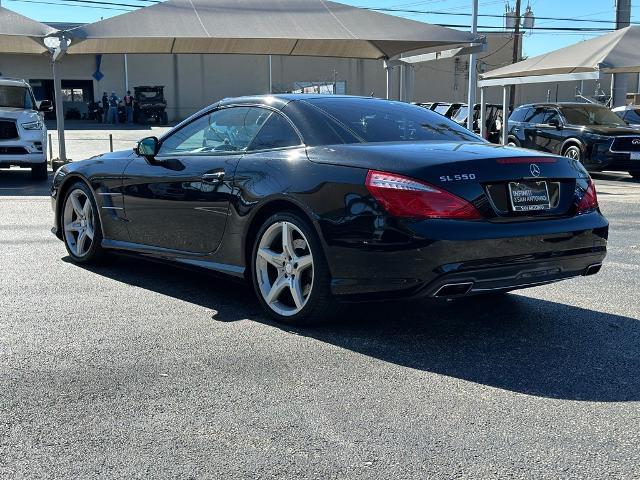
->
1, 167, 638, 479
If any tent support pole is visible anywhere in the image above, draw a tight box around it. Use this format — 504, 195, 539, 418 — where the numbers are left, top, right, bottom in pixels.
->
52, 58, 67, 164
384, 61, 392, 100
124, 53, 129, 91
268, 55, 273, 94
479, 87, 486, 139
502, 85, 509, 145
467, 0, 478, 131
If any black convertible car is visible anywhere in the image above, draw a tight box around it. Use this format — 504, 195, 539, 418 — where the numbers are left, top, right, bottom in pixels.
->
52, 95, 608, 324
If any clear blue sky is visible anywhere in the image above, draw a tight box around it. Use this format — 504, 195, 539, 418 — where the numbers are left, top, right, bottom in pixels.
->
4, 0, 636, 57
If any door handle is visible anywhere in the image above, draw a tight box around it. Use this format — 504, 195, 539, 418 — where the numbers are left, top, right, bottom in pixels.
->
202, 171, 225, 184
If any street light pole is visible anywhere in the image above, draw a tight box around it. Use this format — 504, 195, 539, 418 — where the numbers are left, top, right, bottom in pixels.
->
508, 0, 521, 111
466, 0, 478, 131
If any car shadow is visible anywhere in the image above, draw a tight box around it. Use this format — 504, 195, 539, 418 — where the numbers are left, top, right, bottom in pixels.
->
591, 171, 640, 184
0, 169, 52, 196
66, 254, 639, 403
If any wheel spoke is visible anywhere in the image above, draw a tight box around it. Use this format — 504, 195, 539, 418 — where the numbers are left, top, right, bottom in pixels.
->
82, 198, 92, 218
85, 225, 95, 240
289, 277, 305, 309
257, 247, 284, 268
64, 221, 82, 233
265, 275, 288, 304
70, 193, 84, 217
295, 254, 313, 273
282, 222, 294, 256
76, 230, 88, 256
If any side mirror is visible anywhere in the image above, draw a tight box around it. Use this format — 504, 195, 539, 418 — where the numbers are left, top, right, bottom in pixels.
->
548, 118, 562, 129
38, 100, 53, 112
135, 136, 159, 162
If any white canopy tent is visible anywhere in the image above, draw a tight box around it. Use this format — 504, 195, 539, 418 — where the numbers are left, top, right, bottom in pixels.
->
34, 0, 479, 162
0, 6, 56, 54
478, 26, 640, 144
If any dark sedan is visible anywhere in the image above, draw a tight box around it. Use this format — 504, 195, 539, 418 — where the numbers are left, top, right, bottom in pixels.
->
507, 102, 640, 179
52, 95, 608, 324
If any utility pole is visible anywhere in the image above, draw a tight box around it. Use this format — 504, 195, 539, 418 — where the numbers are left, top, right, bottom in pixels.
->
466, 0, 478, 131
612, 0, 632, 106
508, 0, 521, 111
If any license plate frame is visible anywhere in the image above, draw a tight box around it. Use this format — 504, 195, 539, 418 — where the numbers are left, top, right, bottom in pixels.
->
508, 181, 551, 212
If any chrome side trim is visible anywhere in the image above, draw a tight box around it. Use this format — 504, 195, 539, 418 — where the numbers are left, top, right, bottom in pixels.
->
101, 206, 124, 210
97, 192, 123, 196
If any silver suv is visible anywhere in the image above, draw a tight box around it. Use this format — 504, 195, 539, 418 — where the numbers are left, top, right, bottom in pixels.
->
0, 78, 50, 180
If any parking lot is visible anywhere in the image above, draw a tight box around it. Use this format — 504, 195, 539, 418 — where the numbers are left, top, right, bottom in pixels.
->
1, 147, 639, 478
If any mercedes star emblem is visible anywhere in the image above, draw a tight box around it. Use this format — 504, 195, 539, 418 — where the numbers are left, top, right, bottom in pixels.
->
530, 164, 541, 177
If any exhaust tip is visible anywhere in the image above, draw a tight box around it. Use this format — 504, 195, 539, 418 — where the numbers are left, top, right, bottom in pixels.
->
584, 263, 602, 276
433, 282, 474, 297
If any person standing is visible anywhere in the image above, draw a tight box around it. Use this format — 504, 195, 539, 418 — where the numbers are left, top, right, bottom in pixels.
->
108, 91, 119, 124
123, 90, 134, 124
101, 92, 109, 123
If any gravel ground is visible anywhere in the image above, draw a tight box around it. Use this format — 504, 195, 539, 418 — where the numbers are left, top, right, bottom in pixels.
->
0, 165, 638, 479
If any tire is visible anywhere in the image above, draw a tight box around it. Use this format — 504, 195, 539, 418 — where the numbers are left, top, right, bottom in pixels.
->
31, 162, 48, 181
629, 171, 640, 180
161, 111, 168, 125
60, 181, 106, 264
563, 144, 582, 162
507, 137, 520, 147
250, 212, 338, 325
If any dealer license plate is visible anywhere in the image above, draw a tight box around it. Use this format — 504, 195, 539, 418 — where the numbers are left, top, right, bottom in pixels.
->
508, 181, 551, 212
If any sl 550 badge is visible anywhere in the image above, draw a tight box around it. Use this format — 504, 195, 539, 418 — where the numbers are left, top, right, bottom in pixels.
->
440, 173, 476, 182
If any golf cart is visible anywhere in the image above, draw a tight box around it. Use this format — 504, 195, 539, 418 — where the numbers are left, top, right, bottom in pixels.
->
133, 86, 168, 125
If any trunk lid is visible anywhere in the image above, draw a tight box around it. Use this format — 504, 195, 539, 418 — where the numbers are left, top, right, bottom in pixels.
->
306, 141, 588, 220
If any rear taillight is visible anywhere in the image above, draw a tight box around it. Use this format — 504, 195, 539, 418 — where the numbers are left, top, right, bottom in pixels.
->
365, 170, 482, 220
576, 178, 598, 214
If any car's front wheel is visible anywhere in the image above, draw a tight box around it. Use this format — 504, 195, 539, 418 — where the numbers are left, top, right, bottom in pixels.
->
563, 144, 582, 161
61, 182, 106, 264
251, 212, 336, 325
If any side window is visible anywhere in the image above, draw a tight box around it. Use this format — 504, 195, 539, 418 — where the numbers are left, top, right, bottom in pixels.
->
544, 109, 560, 124
509, 107, 528, 123
248, 112, 301, 151
158, 106, 270, 155
525, 107, 546, 125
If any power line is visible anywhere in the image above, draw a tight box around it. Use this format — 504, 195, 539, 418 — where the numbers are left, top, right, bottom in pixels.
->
366, 7, 640, 26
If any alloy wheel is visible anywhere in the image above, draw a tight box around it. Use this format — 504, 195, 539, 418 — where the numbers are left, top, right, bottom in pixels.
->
63, 188, 95, 258
255, 221, 314, 317
564, 147, 581, 160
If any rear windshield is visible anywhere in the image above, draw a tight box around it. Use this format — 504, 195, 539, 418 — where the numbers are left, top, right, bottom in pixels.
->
560, 105, 627, 127
299, 98, 480, 145
0, 85, 35, 109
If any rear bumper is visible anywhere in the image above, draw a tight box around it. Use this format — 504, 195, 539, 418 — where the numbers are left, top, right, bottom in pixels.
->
327, 211, 608, 299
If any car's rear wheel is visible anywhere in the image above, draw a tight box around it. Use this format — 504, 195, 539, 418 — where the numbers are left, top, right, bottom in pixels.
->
251, 212, 336, 325
31, 162, 48, 181
61, 182, 106, 264
507, 137, 520, 147
563, 144, 582, 161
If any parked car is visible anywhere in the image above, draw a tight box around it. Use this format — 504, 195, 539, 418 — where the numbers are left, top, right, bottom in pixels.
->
413, 102, 433, 110
0, 77, 51, 180
508, 102, 640, 179
612, 105, 640, 128
52, 95, 607, 325
451, 103, 504, 144
430, 102, 463, 118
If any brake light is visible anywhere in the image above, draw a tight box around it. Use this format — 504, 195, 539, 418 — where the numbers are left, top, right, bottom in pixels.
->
365, 170, 482, 220
576, 178, 598, 214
